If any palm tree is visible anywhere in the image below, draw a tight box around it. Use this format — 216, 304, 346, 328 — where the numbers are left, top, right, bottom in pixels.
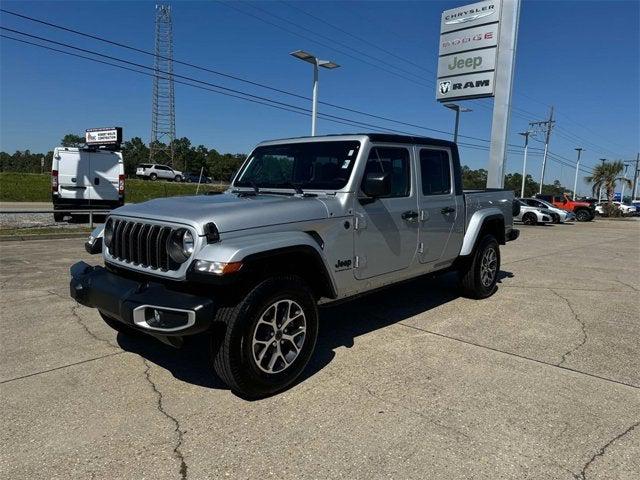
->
585, 160, 632, 203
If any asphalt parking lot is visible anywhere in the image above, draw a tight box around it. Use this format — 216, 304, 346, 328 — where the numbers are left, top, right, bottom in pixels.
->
1, 220, 638, 479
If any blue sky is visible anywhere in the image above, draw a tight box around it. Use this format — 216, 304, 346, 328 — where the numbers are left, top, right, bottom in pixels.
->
1, 0, 638, 195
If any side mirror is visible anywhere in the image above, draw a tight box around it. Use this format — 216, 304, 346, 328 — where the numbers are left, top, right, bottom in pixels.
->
362, 171, 392, 199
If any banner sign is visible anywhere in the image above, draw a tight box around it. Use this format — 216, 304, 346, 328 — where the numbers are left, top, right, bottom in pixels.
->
85, 127, 123, 146
437, 0, 502, 101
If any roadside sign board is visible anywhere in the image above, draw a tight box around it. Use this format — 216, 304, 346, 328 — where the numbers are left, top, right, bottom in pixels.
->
437, 0, 502, 102
85, 127, 123, 147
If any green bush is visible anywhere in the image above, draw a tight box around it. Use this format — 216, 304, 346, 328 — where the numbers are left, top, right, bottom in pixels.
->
0, 172, 227, 203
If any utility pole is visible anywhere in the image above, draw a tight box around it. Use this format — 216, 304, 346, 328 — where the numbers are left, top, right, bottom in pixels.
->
530, 106, 555, 194
149, 5, 176, 166
518, 131, 531, 198
443, 104, 472, 144
620, 162, 630, 202
572, 147, 583, 200
632, 153, 639, 201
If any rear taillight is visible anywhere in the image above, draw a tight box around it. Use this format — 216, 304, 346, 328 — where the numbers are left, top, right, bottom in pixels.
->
118, 174, 125, 194
51, 170, 58, 192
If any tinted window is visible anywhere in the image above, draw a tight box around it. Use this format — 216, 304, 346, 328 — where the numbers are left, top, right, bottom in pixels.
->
156, 165, 171, 171
363, 147, 410, 198
419, 149, 451, 195
236, 141, 360, 190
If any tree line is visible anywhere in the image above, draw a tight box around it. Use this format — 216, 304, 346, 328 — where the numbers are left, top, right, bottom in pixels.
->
1, 133, 574, 195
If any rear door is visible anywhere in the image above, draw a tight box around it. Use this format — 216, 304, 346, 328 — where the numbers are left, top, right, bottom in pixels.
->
57, 150, 90, 201
417, 147, 463, 264
354, 145, 419, 280
89, 151, 122, 201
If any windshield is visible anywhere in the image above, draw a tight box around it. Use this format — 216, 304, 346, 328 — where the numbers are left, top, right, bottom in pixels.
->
235, 141, 361, 190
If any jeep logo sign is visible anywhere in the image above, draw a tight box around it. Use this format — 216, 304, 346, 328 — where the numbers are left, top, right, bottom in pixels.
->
436, 0, 501, 101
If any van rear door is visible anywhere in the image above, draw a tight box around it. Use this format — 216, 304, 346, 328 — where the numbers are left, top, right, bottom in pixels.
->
57, 149, 91, 201
89, 151, 122, 201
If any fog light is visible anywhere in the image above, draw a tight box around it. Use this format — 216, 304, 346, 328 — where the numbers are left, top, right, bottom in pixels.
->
194, 260, 242, 275
145, 308, 189, 330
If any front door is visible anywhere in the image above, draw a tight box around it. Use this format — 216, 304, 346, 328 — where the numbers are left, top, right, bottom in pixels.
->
354, 145, 419, 280
417, 147, 462, 265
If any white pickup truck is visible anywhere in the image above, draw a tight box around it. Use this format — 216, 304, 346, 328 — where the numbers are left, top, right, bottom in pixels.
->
72, 133, 519, 398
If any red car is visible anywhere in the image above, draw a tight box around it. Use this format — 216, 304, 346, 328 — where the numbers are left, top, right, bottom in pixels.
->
535, 194, 595, 222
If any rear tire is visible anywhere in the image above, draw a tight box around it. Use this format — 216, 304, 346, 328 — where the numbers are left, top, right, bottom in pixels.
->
459, 234, 500, 299
150, 173, 158, 181
210, 275, 318, 399
522, 212, 537, 225
575, 209, 591, 222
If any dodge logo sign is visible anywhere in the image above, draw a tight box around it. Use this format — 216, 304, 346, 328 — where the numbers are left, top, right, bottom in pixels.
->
439, 81, 451, 94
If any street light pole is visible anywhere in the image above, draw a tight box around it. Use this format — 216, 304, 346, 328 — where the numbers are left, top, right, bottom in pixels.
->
518, 131, 531, 198
290, 50, 340, 137
443, 104, 472, 144
572, 147, 583, 200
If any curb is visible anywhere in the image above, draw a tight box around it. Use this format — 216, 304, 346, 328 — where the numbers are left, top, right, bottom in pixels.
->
0, 232, 89, 242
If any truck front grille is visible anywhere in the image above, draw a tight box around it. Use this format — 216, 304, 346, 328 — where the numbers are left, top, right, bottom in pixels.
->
108, 219, 179, 271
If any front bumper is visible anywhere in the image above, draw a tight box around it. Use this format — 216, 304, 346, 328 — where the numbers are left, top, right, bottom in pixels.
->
69, 261, 216, 336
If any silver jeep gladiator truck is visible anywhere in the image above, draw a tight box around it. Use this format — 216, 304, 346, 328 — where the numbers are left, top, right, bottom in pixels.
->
71, 133, 519, 398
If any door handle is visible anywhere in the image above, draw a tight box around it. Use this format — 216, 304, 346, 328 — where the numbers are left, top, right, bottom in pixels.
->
401, 210, 419, 221
441, 206, 455, 214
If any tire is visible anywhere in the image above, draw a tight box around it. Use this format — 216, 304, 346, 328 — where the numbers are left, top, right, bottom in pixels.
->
53, 212, 64, 222
575, 209, 591, 222
552, 213, 560, 224
522, 212, 537, 225
211, 275, 318, 399
459, 234, 500, 299
149, 173, 158, 181
174, 175, 182, 182
99, 311, 143, 337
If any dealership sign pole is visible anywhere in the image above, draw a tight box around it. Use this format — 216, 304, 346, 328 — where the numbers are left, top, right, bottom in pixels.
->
437, 0, 521, 189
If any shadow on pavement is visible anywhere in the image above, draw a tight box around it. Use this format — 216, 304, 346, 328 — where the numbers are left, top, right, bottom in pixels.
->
117, 269, 514, 395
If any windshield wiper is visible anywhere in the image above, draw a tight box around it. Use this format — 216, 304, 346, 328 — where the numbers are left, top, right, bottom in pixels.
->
281, 182, 304, 195
232, 181, 260, 196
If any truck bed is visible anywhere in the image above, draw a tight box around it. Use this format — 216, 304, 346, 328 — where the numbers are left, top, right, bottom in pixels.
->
463, 189, 515, 232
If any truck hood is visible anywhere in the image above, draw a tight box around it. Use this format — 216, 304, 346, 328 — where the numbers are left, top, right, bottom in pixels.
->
111, 192, 331, 234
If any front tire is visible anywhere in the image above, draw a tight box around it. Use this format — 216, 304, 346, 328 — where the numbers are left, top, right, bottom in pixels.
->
459, 234, 500, 299
211, 276, 318, 399
174, 175, 182, 182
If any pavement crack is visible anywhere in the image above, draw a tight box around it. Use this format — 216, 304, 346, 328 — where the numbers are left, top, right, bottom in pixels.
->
142, 359, 188, 480
551, 290, 588, 366
70, 304, 118, 350
616, 277, 638, 292
576, 420, 640, 479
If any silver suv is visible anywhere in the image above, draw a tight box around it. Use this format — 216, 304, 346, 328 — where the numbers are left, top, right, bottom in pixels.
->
72, 133, 519, 398
136, 163, 183, 182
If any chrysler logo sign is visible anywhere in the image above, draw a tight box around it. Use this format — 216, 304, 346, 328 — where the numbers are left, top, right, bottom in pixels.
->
444, 5, 496, 25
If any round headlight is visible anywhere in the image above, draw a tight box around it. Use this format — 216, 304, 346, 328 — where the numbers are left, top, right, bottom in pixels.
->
104, 218, 114, 247
167, 228, 194, 264
182, 230, 194, 256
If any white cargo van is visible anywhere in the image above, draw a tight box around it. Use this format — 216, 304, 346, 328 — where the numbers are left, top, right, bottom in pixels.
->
51, 147, 125, 221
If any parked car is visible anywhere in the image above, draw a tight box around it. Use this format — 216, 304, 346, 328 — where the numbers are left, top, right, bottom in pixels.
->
514, 200, 553, 225
520, 198, 575, 223
535, 194, 595, 222
71, 133, 519, 398
595, 201, 638, 216
136, 163, 183, 182
51, 146, 125, 222
183, 171, 212, 183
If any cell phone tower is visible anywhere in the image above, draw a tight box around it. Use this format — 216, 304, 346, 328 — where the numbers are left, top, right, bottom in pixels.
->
149, 4, 176, 166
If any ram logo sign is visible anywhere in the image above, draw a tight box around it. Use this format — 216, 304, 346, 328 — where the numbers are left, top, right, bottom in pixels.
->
436, 0, 501, 101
